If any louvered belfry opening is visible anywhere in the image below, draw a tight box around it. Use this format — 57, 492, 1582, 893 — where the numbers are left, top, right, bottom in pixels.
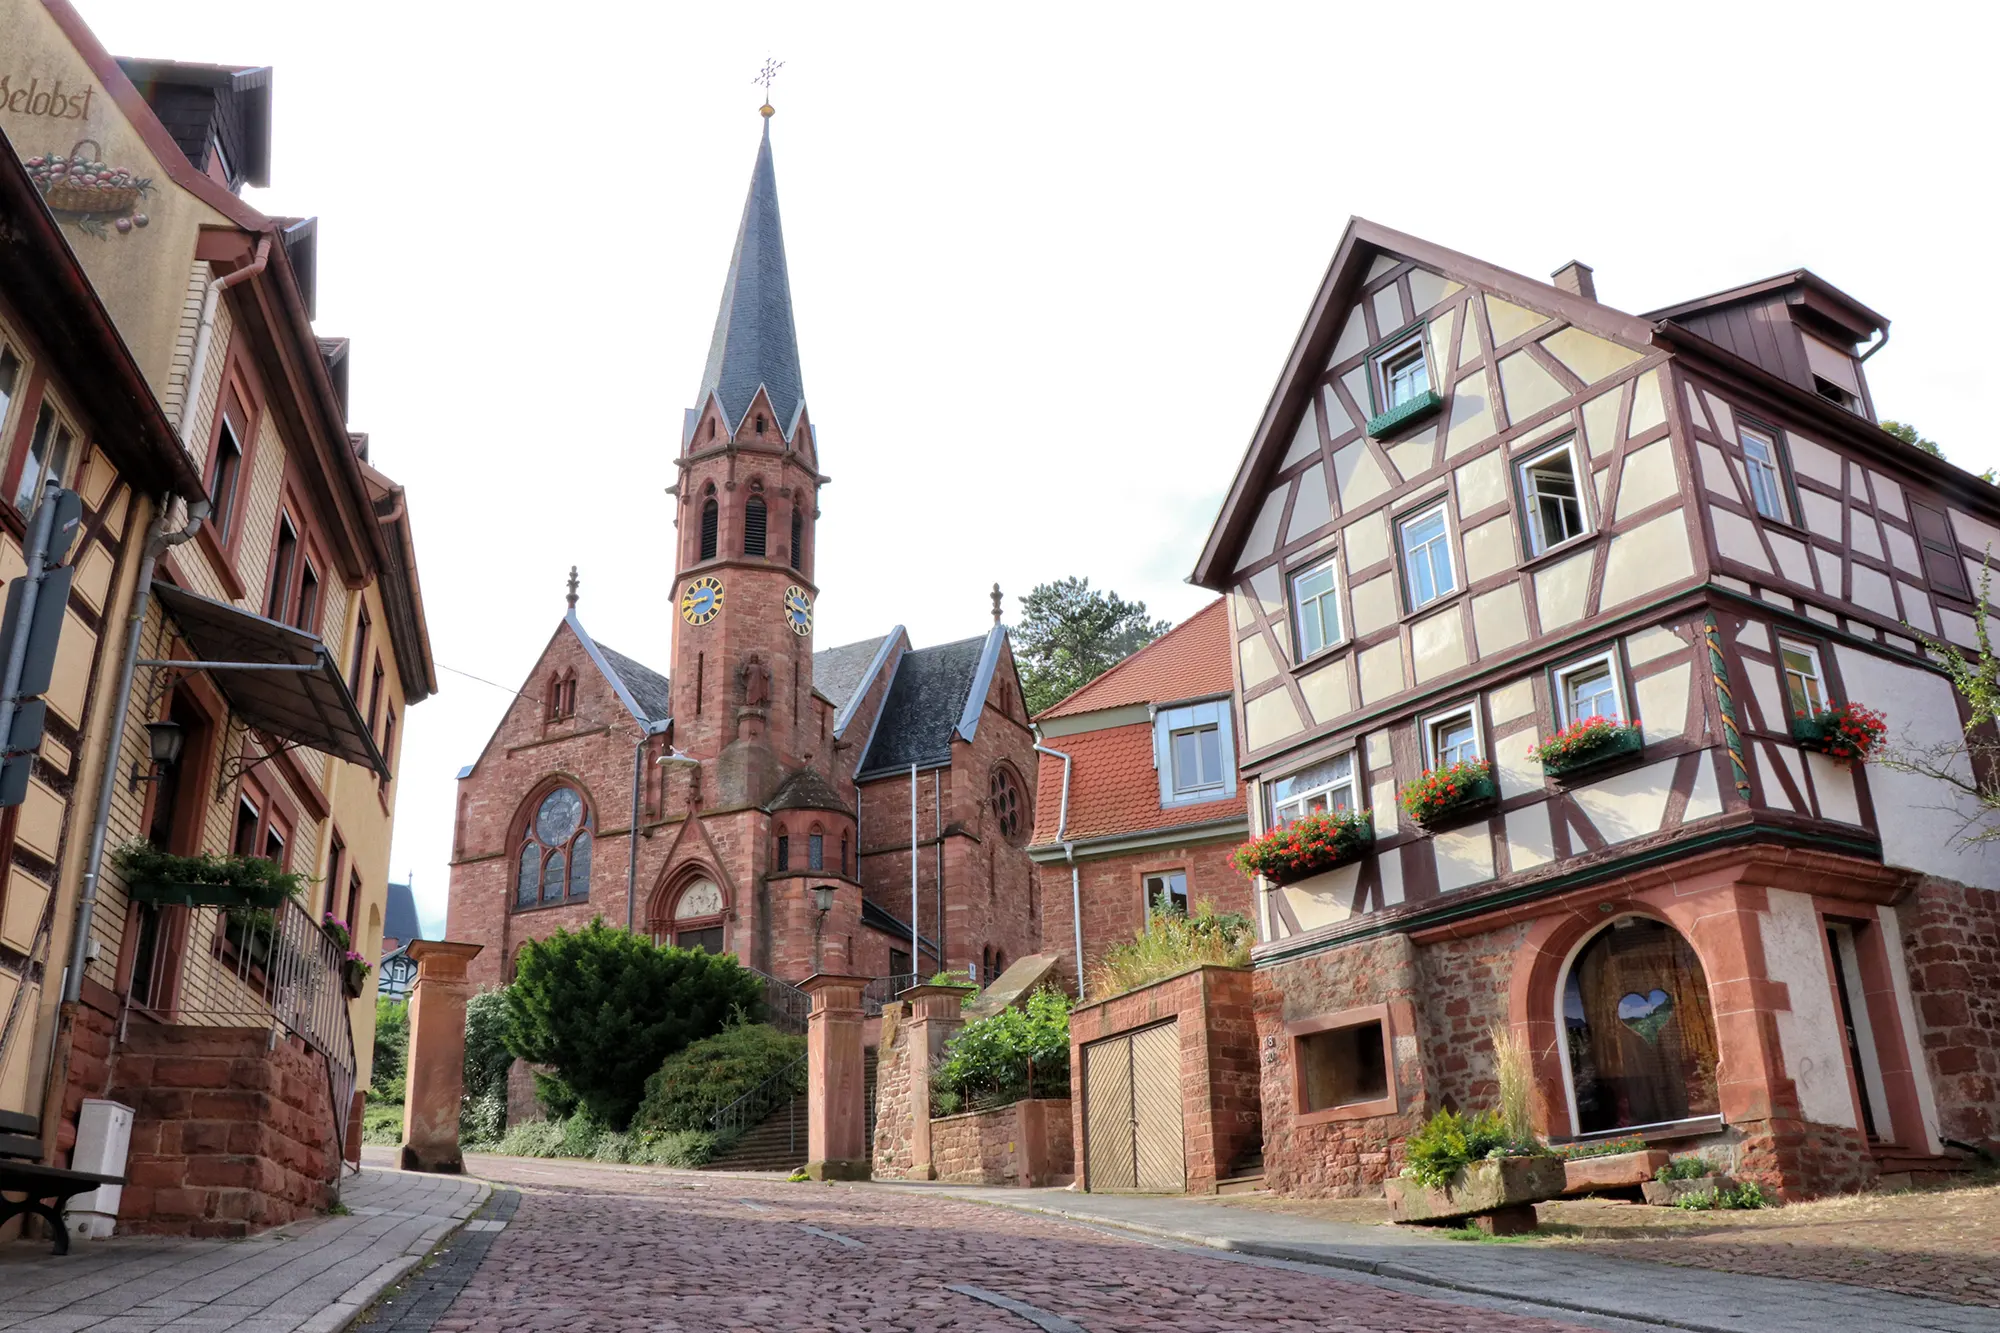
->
744, 496, 768, 557
700, 497, 719, 561
790, 507, 803, 570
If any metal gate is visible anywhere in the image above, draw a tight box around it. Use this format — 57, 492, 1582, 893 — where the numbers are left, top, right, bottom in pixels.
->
1082, 1020, 1183, 1192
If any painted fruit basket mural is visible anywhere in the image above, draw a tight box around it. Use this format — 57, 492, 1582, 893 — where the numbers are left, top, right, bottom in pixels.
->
26, 140, 152, 239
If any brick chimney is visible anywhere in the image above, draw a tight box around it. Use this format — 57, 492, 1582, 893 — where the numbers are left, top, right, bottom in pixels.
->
1552, 261, 1596, 301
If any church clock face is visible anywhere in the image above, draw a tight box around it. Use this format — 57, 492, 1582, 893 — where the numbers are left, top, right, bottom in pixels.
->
784, 585, 813, 637
680, 575, 723, 626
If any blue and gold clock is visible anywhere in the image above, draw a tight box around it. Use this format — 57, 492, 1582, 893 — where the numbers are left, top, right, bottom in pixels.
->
680, 575, 723, 626
784, 585, 813, 637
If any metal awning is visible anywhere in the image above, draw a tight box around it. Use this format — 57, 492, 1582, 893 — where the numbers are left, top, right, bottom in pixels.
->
148, 583, 387, 776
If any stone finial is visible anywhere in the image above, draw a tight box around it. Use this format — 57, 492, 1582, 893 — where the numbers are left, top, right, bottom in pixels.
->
991, 582, 1003, 626
565, 566, 579, 609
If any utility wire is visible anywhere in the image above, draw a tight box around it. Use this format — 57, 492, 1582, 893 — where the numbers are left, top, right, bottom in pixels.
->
436, 661, 543, 704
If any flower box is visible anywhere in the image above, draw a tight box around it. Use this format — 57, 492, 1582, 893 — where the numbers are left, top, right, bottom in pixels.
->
1365, 389, 1444, 439
1534, 721, 1644, 781
1562, 1148, 1670, 1195
128, 878, 291, 910
1641, 1173, 1737, 1206
1387, 1156, 1567, 1231
1790, 702, 1886, 764
1401, 761, 1496, 830
341, 958, 371, 999
1233, 809, 1374, 886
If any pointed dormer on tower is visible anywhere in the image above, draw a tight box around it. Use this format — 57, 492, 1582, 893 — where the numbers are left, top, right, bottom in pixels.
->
671, 107, 823, 792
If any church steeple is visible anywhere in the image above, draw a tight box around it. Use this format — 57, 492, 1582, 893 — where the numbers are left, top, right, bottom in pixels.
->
694, 114, 805, 435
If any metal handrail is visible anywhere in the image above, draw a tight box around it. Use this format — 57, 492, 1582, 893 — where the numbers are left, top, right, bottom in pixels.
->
708, 1053, 807, 1140
745, 967, 810, 1035
860, 973, 917, 1017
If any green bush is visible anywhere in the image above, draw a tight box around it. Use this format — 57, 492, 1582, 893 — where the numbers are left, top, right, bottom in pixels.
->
372, 998, 408, 1099
495, 1119, 566, 1158
559, 1113, 607, 1159
631, 1128, 726, 1167
1656, 1155, 1712, 1182
634, 1023, 805, 1133
361, 1100, 403, 1146
506, 921, 765, 1128
460, 1087, 508, 1147
1402, 1108, 1546, 1189
1673, 1181, 1766, 1210
460, 987, 515, 1144
933, 988, 1070, 1112
1089, 902, 1251, 998
535, 1070, 579, 1120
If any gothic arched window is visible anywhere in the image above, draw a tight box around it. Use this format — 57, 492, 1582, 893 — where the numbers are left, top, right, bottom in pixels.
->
1561, 916, 1720, 1134
990, 765, 1025, 843
671, 878, 725, 954
514, 786, 593, 909
744, 495, 768, 557
790, 507, 803, 571
699, 487, 719, 562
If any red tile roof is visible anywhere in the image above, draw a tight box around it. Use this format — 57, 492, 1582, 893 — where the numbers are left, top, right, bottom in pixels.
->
1032, 722, 1246, 846
1037, 598, 1234, 720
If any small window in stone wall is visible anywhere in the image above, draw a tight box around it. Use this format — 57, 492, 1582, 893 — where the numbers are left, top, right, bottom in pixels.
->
1297, 1020, 1387, 1112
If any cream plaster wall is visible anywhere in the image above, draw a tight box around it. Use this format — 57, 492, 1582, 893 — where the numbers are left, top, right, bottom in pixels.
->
1762, 888, 1858, 1130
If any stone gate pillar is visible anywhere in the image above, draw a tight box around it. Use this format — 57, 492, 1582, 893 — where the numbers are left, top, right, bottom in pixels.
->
801, 973, 870, 1180
902, 983, 972, 1179
401, 941, 483, 1174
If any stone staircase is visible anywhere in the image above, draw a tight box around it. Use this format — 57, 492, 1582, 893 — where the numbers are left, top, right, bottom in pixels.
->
1216, 1146, 1266, 1195
701, 1048, 879, 1174
1873, 1146, 1985, 1191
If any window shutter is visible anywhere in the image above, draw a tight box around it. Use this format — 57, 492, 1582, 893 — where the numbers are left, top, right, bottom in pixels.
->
790, 507, 803, 570
744, 497, 767, 557
699, 499, 719, 561
1910, 500, 1971, 599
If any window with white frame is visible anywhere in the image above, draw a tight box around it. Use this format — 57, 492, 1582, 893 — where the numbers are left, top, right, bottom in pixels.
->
1739, 425, 1789, 522
1291, 557, 1342, 659
1269, 753, 1358, 826
0, 343, 23, 448
1154, 698, 1236, 808
1399, 502, 1457, 609
1374, 332, 1432, 412
1519, 439, 1588, 555
1555, 653, 1623, 727
1424, 706, 1482, 768
12, 401, 75, 514
1169, 722, 1224, 796
1145, 871, 1189, 915
1779, 639, 1825, 719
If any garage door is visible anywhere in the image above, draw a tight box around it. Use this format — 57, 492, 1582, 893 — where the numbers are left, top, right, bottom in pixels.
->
1082, 1021, 1183, 1193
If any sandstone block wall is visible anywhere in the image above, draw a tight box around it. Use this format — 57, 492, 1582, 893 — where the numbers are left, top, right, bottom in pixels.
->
106, 1025, 336, 1237
1042, 839, 1248, 997
1905, 878, 2000, 1146
931, 1098, 1073, 1186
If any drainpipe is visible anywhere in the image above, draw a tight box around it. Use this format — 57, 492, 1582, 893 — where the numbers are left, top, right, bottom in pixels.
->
63, 497, 209, 1005
909, 763, 919, 980
933, 770, 942, 977
1033, 734, 1081, 999
176, 236, 270, 443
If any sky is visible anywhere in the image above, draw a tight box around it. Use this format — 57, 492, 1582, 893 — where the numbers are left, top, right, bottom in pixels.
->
73, 0, 2000, 934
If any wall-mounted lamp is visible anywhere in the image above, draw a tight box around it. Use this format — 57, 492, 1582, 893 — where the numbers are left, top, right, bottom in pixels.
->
129, 719, 186, 792
810, 883, 837, 969
655, 747, 701, 767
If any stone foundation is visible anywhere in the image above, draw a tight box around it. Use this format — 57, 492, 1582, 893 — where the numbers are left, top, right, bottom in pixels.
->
930, 1099, 1072, 1186
1904, 879, 2000, 1146
1734, 1117, 1876, 1200
106, 1025, 336, 1237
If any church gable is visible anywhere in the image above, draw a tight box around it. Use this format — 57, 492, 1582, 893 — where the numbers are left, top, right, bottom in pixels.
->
459, 612, 668, 779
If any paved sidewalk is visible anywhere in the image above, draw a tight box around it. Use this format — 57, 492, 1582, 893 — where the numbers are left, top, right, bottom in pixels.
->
0, 1165, 486, 1332
890, 1183, 2000, 1333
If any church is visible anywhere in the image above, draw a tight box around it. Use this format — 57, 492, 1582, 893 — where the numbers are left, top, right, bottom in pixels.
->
444, 109, 1043, 993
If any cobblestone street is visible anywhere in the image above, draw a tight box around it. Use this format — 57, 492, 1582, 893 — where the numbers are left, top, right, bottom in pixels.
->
391, 1157, 1622, 1333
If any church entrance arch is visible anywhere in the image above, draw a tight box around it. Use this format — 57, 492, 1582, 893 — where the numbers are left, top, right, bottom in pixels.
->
1556, 915, 1721, 1136
650, 870, 727, 955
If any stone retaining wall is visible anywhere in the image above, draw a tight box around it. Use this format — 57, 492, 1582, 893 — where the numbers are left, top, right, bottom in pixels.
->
931, 1098, 1072, 1186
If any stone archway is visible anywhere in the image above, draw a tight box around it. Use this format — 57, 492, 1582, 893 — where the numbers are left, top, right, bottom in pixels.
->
1555, 916, 1721, 1136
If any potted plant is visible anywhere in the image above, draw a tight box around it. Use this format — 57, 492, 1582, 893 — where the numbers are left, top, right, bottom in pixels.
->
1790, 702, 1886, 764
113, 842, 308, 910
1232, 808, 1374, 886
1399, 759, 1496, 829
1385, 1108, 1564, 1234
341, 951, 372, 999
1530, 715, 1644, 780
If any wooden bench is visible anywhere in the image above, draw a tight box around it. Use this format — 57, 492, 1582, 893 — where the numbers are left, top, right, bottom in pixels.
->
0, 1109, 122, 1255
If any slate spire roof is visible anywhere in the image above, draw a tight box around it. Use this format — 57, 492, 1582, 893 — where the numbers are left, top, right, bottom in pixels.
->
696, 116, 806, 434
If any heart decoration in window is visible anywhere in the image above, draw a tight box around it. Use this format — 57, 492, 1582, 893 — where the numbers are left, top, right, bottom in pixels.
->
1617, 989, 1674, 1043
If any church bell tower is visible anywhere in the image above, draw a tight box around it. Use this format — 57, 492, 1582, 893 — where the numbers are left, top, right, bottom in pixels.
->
670, 106, 823, 805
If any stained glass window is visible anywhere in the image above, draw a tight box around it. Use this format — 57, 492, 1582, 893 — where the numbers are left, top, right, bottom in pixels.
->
514, 785, 592, 911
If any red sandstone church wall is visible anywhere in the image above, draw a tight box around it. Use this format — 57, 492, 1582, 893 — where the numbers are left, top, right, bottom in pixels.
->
449, 624, 662, 988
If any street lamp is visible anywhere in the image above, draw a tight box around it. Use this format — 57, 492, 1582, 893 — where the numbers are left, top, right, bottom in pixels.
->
129, 719, 186, 791
810, 883, 836, 971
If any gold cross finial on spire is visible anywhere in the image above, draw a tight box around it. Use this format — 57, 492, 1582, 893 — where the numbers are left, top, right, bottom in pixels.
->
566, 566, 579, 609
755, 57, 784, 117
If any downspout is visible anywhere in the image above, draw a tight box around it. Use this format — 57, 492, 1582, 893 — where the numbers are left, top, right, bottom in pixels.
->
627, 725, 669, 932
909, 763, 919, 981
1033, 734, 1081, 999
63, 497, 209, 1005
933, 770, 942, 977
177, 236, 270, 443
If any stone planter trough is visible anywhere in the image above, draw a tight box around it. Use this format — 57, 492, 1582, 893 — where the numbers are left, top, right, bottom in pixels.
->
1562, 1148, 1671, 1195
1641, 1173, 1737, 1206
1386, 1156, 1567, 1235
